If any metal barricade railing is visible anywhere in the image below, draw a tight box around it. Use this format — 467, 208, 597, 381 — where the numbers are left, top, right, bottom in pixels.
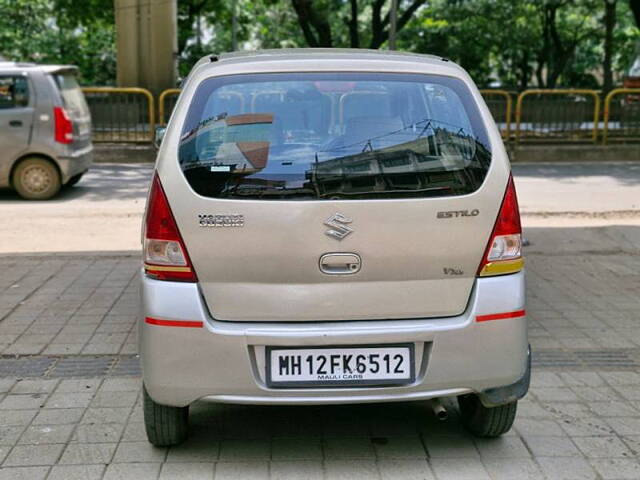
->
158, 88, 181, 125
603, 88, 640, 144
480, 90, 512, 140
83, 87, 640, 146
81, 87, 155, 142
515, 89, 600, 143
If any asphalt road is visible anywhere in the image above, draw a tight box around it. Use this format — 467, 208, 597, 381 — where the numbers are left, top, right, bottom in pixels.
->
513, 162, 640, 215
0, 162, 639, 253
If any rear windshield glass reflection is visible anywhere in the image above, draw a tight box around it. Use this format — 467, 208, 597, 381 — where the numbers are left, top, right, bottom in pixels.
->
178, 73, 491, 200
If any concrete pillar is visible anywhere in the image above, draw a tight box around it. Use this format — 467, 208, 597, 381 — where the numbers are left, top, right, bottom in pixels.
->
114, 0, 178, 95
114, 0, 140, 88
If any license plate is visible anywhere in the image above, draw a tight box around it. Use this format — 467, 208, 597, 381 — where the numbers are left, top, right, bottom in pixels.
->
266, 344, 414, 388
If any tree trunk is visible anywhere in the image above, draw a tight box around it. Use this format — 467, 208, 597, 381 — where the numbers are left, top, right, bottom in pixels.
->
369, 0, 427, 49
603, 0, 617, 93
544, 2, 581, 88
178, 1, 207, 55
602, 0, 617, 94
291, 0, 424, 50
347, 0, 359, 48
535, 57, 545, 88
546, 4, 562, 87
518, 52, 530, 91
231, 0, 238, 51
536, 5, 552, 87
389, 0, 398, 50
370, 0, 386, 49
291, 0, 333, 47
630, 0, 640, 27
196, 13, 202, 50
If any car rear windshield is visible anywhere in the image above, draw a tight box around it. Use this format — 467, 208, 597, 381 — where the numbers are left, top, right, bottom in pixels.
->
178, 72, 491, 200
53, 73, 89, 117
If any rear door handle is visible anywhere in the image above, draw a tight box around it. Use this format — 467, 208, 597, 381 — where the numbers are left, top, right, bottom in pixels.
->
319, 253, 361, 275
9, 120, 23, 127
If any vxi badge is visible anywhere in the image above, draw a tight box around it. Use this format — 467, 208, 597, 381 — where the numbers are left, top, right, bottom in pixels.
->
198, 214, 244, 227
324, 213, 354, 240
436, 209, 480, 219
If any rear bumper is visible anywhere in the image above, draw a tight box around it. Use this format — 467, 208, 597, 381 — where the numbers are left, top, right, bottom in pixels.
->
140, 270, 528, 407
57, 144, 93, 184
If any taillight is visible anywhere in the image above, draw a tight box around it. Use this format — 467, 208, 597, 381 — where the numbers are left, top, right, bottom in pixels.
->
53, 107, 73, 144
477, 174, 523, 277
143, 174, 197, 282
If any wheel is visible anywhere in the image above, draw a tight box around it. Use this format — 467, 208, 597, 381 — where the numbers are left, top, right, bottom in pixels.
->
457, 394, 517, 437
66, 172, 85, 187
12, 157, 61, 200
143, 385, 189, 446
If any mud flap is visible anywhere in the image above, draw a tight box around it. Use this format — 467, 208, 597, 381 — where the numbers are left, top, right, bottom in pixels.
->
478, 345, 531, 408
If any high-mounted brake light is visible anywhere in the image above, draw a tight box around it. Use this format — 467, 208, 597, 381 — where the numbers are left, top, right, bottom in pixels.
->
477, 175, 523, 277
143, 174, 197, 282
53, 106, 73, 144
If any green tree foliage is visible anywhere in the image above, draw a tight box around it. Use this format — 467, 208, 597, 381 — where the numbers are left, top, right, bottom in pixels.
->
288, 0, 427, 48
177, 0, 303, 77
178, 0, 230, 76
400, 0, 638, 88
0, 0, 116, 85
0, 0, 638, 88
183, 0, 639, 88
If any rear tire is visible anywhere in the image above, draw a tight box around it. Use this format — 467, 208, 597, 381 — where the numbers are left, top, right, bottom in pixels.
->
457, 394, 517, 437
143, 385, 189, 446
12, 157, 61, 200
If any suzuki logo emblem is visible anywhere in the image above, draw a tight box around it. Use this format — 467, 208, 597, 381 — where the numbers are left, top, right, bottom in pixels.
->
324, 213, 353, 240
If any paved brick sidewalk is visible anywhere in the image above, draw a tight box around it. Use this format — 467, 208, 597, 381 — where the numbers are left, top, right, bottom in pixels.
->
0, 256, 138, 357
0, 252, 639, 479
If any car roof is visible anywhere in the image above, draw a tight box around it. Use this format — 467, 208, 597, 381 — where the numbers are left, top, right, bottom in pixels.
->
0, 61, 78, 74
188, 48, 462, 81
215, 48, 449, 65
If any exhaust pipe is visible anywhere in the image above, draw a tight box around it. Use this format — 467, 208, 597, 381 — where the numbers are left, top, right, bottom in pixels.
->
430, 398, 448, 421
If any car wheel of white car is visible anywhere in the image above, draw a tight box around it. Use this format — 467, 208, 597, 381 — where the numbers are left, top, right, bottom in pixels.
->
13, 157, 61, 200
457, 394, 517, 437
143, 385, 189, 446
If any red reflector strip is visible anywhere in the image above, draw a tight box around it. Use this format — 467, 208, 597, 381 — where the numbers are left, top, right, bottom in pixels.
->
145, 317, 203, 328
476, 309, 526, 323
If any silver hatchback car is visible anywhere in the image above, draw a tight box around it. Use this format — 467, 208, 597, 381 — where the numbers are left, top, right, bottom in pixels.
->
0, 61, 92, 199
140, 49, 529, 446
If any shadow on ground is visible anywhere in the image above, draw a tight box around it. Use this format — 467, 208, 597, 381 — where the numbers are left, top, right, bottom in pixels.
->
182, 397, 466, 446
0, 164, 153, 203
512, 162, 640, 187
